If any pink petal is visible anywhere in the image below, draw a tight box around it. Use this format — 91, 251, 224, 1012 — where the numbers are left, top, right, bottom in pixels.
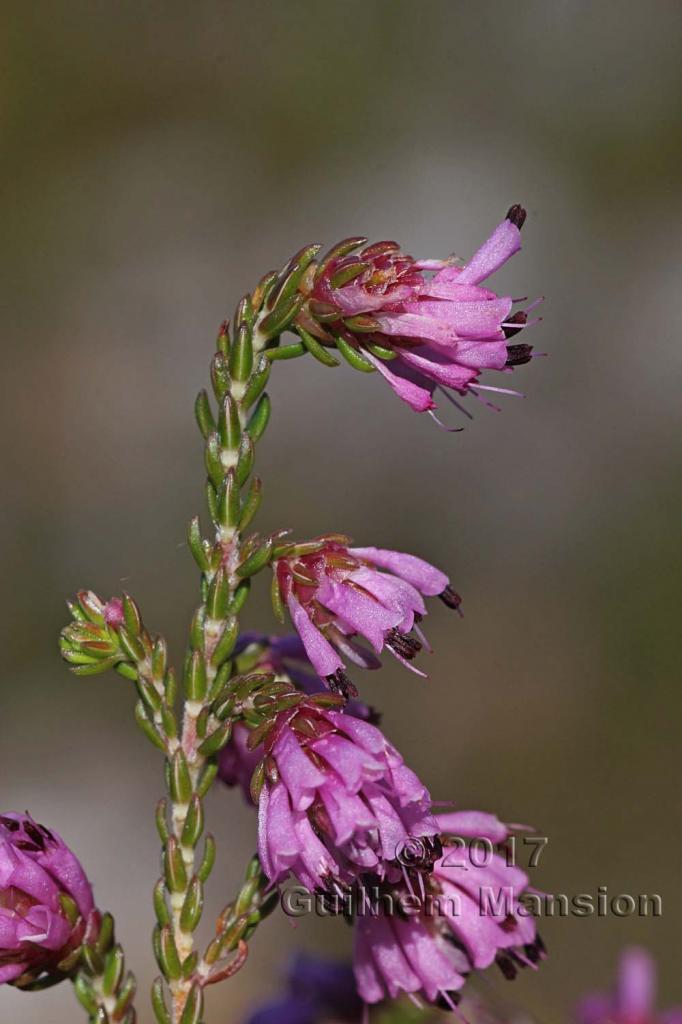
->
458, 217, 522, 285
316, 578, 401, 653
362, 349, 436, 412
286, 594, 343, 678
349, 547, 449, 597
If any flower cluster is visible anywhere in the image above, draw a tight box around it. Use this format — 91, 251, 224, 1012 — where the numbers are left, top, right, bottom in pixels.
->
272, 537, 460, 694
46, 203, 556, 1023
354, 811, 545, 1008
0, 814, 96, 987
298, 206, 538, 425
256, 701, 438, 892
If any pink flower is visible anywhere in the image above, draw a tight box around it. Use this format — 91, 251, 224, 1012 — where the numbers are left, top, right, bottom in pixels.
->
103, 597, 124, 629
302, 206, 538, 425
0, 813, 97, 986
353, 810, 545, 1009
256, 702, 438, 892
273, 537, 460, 694
577, 948, 682, 1024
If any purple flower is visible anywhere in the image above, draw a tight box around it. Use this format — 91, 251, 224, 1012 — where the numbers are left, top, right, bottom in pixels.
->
353, 810, 545, 1009
256, 702, 438, 892
273, 538, 460, 694
245, 953, 362, 1024
577, 948, 682, 1024
302, 206, 539, 425
0, 813, 96, 986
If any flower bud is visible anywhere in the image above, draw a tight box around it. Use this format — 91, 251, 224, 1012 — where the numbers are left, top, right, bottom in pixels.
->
0, 813, 97, 987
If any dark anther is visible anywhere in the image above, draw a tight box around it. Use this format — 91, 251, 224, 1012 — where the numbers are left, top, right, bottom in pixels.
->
439, 586, 463, 614
506, 204, 527, 229
16, 841, 41, 852
506, 343, 533, 366
496, 953, 518, 980
385, 628, 422, 661
37, 823, 56, 842
502, 310, 528, 339
23, 822, 47, 850
0, 817, 21, 832
525, 939, 542, 964
325, 669, 358, 699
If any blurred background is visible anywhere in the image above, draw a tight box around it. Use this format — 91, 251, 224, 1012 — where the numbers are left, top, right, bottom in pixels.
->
2, 1, 681, 1021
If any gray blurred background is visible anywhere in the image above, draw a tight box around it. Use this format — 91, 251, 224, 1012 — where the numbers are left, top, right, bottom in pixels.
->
2, 1, 681, 1021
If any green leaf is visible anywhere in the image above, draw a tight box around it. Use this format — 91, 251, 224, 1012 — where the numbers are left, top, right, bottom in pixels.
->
264, 340, 306, 360
210, 351, 231, 402
135, 702, 167, 751
238, 476, 263, 531
153, 880, 170, 927
335, 336, 376, 372
170, 751, 192, 804
197, 834, 216, 883
204, 432, 224, 489
73, 974, 98, 1014
102, 945, 124, 997
246, 393, 271, 443
297, 325, 340, 366
270, 572, 285, 624
218, 469, 240, 530
218, 393, 241, 450
181, 795, 204, 848
210, 616, 238, 667
236, 432, 255, 487
179, 982, 204, 1024
185, 650, 208, 702
179, 877, 204, 933
229, 323, 254, 383
329, 259, 369, 288
242, 354, 271, 407
196, 762, 218, 799
314, 236, 367, 280
236, 538, 273, 578
152, 978, 172, 1024
163, 837, 187, 893
195, 389, 216, 439
260, 293, 304, 341
198, 720, 232, 757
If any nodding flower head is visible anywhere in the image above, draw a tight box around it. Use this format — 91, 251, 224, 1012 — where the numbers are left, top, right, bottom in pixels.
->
576, 947, 682, 1024
353, 809, 546, 1010
300, 206, 540, 427
256, 701, 437, 893
272, 537, 460, 695
0, 813, 97, 987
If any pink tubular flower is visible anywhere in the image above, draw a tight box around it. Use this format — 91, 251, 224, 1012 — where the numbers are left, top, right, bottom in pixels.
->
0, 813, 96, 987
577, 948, 682, 1024
302, 206, 538, 425
273, 537, 460, 694
256, 702, 438, 892
353, 810, 545, 1009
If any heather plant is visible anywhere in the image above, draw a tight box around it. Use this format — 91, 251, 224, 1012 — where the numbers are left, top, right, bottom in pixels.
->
4, 207, 557, 1022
